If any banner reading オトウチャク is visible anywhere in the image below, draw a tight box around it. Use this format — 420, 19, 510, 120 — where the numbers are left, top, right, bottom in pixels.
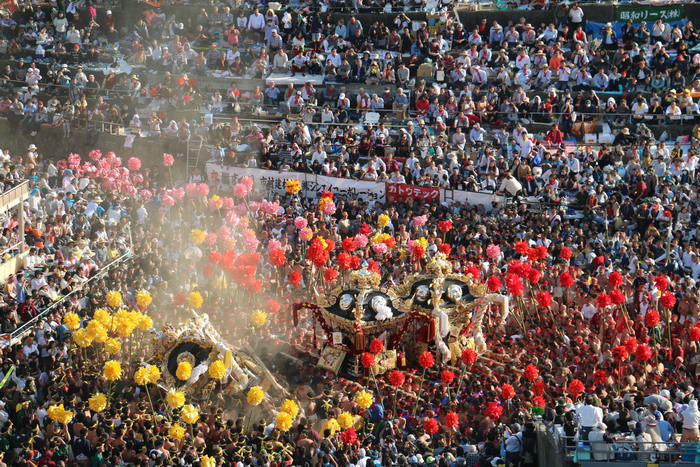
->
615, 4, 684, 23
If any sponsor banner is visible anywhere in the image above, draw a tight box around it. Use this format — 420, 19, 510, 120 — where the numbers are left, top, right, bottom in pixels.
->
206, 164, 384, 202
615, 4, 684, 22
386, 183, 440, 203
206, 164, 503, 211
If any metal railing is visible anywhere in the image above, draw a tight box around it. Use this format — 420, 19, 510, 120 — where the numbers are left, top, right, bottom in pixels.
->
0, 240, 22, 263
575, 439, 700, 463
539, 426, 700, 465
0, 181, 29, 214
0, 248, 132, 348
97, 120, 125, 133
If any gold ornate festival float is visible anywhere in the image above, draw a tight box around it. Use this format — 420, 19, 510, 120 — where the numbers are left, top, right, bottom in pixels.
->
148, 310, 280, 398
293, 253, 510, 376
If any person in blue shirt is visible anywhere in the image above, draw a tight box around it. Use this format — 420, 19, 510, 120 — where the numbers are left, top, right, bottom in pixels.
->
368, 401, 383, 422
656, 413, 674, 442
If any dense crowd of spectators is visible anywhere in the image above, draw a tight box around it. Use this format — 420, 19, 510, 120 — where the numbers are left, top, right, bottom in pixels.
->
0, 2, 699, 195
0, 1, 698, 467
0, 134, 698, 465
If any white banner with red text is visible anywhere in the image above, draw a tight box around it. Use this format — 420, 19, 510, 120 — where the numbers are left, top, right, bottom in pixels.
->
205, 164, 504, 211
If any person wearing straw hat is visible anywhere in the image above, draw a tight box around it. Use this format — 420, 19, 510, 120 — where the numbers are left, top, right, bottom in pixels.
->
522, 24, 536, 46
489, 22, 504, 45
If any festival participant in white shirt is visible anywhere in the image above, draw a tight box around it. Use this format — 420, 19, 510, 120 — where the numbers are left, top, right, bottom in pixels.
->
498, 172, 522, 197
467, 29, 482, 46
632, 99, 649, 121
576, 395, 604, 440
518, 133, 533, 158
512, 123, 526, 145
515, 49, 530, 70
568, 153, 581, 173
522, 24, 536, 45
593, 69, 609, 91
469, 123, 486, 144
575, 67, 592, 89
568, 3, 585, 29
557, 63, 572, 90
666, 102, 682, 118
680, 400, 700, 442
472, 66, 487, 87
248, 8, 265, 33
535, 65, 553, 89
532, 51, 548, 69
515, 65, 532, 88
540, 24, 558, 45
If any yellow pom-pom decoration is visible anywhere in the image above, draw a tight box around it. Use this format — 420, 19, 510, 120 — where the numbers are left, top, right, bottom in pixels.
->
135, 290, 153, 308
135, 364, 160, 385
337, 411, 353, 429
190, 229, 206, 244
104, 337, 122, 354
355, 390, 373, 410
137, 314, 153, 331
285, 179, 301, 194
103, 360, 122, 381
250, 310, 267, 327
88, 393, 107, 412
146, 365, 161, 383
247, 387, 264, 406
93, 308, 111, 326
275, 411, 293, 431
166, 389, 186, 408
180, 404, 199, 424
188, 291, 203, 309
72, 328, 93, 348
176, 361, 192, 381
208, 360, 226, 379
48, 404, 74, 425
63, 312, 80, 330
86, 320, 107, 343
280, 399, 299, 418
168, 423, 186, 440
106, 290, 122, 308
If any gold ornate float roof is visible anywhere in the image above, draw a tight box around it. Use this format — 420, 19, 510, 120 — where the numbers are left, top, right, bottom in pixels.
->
318, 253, 487, 333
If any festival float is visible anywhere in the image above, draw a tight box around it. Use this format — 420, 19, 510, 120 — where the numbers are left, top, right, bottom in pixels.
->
148, 309, 282, 400
293, 253, 510, 377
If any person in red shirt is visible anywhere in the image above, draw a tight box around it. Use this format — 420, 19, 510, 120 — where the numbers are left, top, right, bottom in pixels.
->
415, 94, 430, 116
545, 124, 563, 147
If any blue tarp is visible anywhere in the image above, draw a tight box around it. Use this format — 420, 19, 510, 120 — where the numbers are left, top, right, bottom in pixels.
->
585, 20, 687, 41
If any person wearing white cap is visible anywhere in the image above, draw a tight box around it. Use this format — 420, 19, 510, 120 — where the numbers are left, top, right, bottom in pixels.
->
337, 93, 350, 108
469, 123, 485, 144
